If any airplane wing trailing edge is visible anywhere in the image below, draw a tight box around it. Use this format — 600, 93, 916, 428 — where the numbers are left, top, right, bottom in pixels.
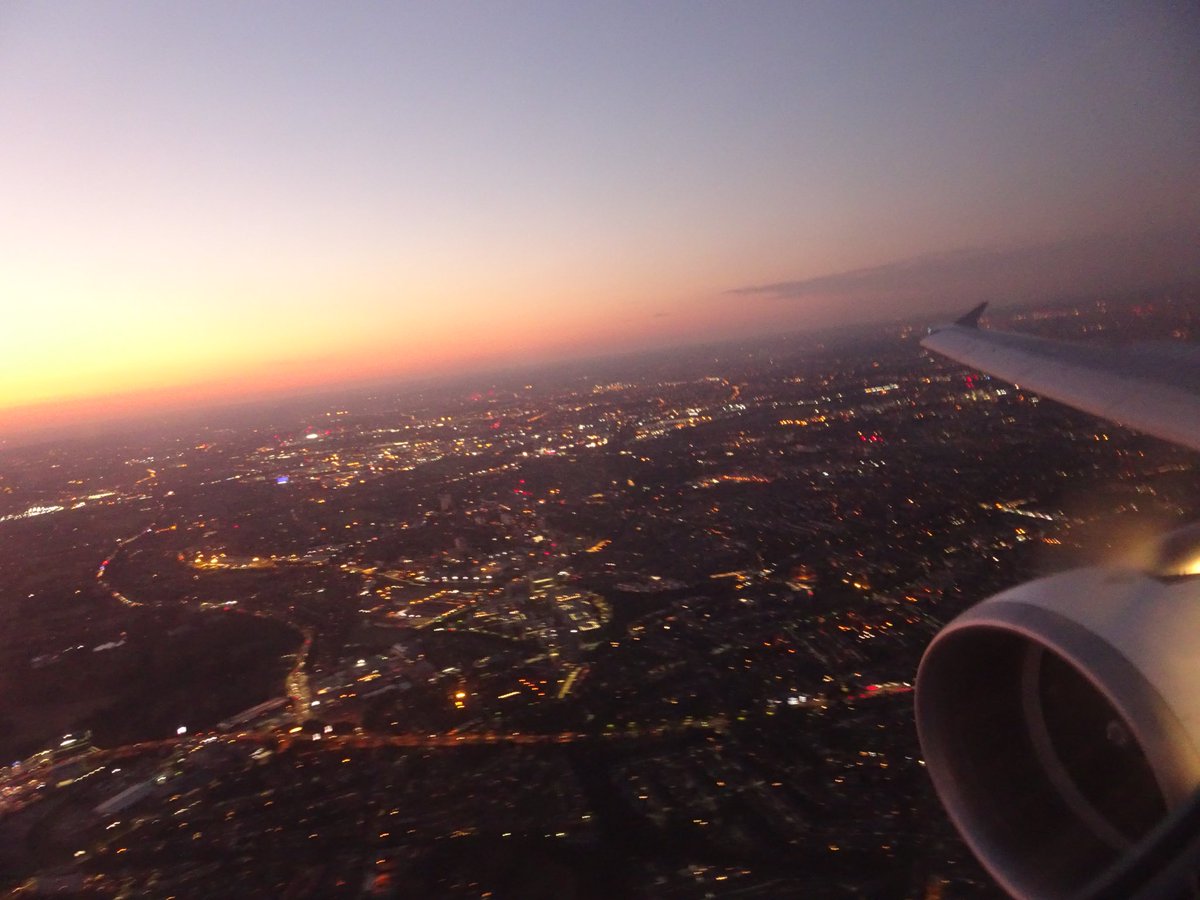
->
921, 301, 1200, 452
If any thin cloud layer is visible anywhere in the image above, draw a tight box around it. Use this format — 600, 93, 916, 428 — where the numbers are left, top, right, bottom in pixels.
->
732, 229, 1200, 309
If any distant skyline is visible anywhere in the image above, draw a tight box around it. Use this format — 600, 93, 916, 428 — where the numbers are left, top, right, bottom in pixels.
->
2, 2, 1197, 437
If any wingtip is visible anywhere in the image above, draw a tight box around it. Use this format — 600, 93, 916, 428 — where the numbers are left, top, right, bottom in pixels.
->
954, 302, 988, 329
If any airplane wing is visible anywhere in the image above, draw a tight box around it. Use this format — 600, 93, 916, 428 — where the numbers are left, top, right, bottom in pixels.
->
921, 302, 1200, 452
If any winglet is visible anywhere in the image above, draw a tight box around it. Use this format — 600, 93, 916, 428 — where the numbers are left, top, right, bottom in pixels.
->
955, 302, 988, 329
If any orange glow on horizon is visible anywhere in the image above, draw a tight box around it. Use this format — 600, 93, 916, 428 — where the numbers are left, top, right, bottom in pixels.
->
0, 285, 758, 440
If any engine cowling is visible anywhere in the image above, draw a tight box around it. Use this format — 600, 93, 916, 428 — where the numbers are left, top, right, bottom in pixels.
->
916, 566, 1200, 897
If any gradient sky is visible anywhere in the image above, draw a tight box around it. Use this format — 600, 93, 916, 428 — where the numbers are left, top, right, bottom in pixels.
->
2, 2, 1198, 436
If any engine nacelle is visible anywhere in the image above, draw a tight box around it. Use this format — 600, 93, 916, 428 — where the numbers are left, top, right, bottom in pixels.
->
916, 566, 1200, 897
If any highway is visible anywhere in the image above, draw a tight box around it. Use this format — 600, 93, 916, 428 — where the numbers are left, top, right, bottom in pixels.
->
0, 715, 731, 817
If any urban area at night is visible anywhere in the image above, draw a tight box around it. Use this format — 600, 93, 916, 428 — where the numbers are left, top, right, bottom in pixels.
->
2, 297, 1198, 897
3, 2, 1199, 896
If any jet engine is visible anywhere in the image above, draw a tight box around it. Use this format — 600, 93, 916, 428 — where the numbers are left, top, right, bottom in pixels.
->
916, 547, 1200, 898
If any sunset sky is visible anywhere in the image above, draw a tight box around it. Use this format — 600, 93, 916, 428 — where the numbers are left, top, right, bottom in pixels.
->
2, 2, 1197, 436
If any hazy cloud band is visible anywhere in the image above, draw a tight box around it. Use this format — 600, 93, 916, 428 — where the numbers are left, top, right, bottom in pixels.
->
731, 230, 1200, 307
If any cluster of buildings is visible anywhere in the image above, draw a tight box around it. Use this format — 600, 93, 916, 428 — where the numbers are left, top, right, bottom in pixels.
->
2, 299, 1198, 895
